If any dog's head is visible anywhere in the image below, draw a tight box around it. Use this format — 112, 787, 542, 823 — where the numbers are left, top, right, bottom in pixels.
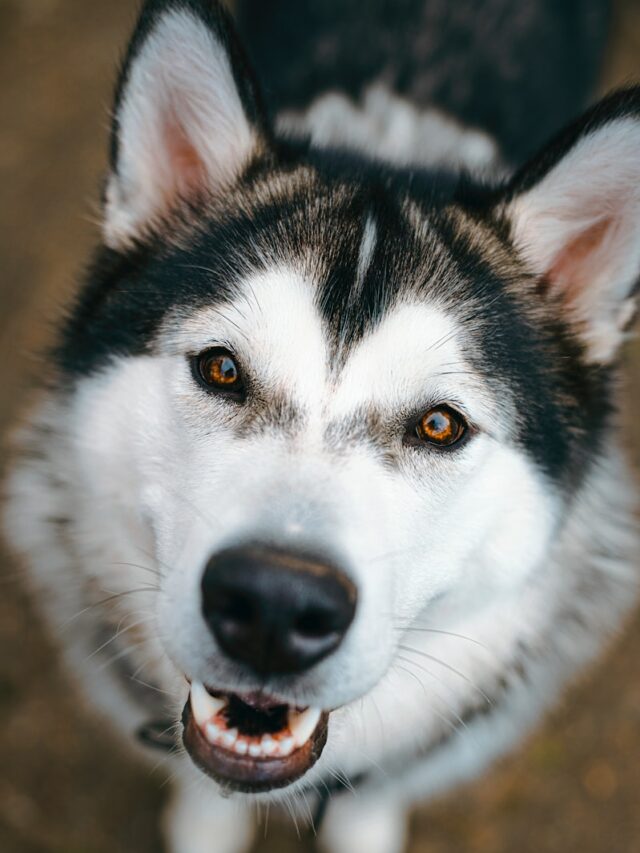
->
57, 0, 640, 794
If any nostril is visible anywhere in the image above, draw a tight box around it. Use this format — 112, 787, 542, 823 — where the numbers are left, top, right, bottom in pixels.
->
294, 607, 339, 639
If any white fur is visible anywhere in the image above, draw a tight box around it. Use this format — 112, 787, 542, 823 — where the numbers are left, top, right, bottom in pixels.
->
104, 9, 257, 249
355, 214, 377, 293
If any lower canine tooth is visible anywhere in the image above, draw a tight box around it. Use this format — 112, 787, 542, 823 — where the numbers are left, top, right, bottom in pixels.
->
288, 707, 322, 746
234, 739, 248, 755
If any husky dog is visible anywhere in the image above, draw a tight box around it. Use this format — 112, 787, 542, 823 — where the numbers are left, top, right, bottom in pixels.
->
4, 0, 640, 850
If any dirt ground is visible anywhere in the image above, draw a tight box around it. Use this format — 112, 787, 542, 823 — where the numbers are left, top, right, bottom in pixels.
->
0, 1, 639, 851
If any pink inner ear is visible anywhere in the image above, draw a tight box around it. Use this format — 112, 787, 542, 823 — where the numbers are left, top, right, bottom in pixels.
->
163, 114, 207, 202
548, 217, 613, 307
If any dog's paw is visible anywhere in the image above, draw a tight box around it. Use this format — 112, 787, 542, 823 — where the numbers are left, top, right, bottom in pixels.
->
320, 793, 407, 853
162, 778, 253, 853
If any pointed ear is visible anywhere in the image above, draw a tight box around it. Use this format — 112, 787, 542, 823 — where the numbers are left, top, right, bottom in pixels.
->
104, 0, 267, 249
497, 88, 640, 364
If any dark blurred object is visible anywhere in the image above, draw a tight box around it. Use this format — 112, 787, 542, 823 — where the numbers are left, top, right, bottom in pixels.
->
238, 0, 610, 163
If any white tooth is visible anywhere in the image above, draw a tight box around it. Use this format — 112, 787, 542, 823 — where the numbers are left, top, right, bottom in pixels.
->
190, 681, 226, 726
205, 722, 222, 744
261, 735, 277, 755
278, 736, 295, 756
222, 728, 238, 748
288, 707, 322, 746
248, 742, 262, 758
234, 739, 248, 755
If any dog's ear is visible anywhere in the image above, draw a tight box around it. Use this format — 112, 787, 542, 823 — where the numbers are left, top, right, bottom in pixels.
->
496, 88, 640, 364
104, 0, 267, 249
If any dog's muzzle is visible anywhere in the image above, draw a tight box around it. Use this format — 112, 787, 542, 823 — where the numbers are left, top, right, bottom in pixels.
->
183, 683, 329, 792
181, 545, 356, 791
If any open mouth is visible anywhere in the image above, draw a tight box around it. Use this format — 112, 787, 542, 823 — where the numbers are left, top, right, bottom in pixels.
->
182, 682, 329, 792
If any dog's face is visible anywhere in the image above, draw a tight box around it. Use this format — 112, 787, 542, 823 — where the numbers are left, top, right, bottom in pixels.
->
58, 2, 640, 794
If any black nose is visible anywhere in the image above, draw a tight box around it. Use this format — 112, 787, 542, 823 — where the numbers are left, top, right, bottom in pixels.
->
201, 546, 357, 675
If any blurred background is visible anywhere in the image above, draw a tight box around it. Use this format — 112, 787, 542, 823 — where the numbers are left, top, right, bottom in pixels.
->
0, 0, 639, 851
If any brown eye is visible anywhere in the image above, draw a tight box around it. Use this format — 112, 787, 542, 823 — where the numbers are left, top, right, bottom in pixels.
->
194, 348, 244, 395
416, 406, 466, 447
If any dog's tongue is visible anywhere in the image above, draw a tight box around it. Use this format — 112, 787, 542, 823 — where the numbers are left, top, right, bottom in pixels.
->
182, 682, 329, 791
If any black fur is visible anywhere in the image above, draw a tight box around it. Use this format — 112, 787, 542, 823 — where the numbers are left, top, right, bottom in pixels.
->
505, 85, 640, 196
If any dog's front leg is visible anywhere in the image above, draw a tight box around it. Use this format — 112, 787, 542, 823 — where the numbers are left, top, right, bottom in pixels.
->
320, 791, 407, 853
163, 771, 254, 853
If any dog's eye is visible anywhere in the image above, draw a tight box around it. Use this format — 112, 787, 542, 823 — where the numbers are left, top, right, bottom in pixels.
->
415, 406, 466, 447
193, 348, 244, 395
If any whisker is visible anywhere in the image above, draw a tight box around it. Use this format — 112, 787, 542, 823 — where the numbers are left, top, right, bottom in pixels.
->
111, 560, 162, 579
263, 801, 271, 839
392, 663, 459, 736
398, 644, 492, 705
94, 640, 147, 674
314, 771, 334, 801
392, 623, 490, 653
84, 613, 155, 663
367, 692, 386, 741
161, 484, 220, 534
298, 787, 316, 836
133, 544, 178, 576
284, 791, 301, 839
395, 654, 470, 733
327, 767, 357, 796
99, 583, 159, 596
59, 587, 159, 631
129, 673, 175, 698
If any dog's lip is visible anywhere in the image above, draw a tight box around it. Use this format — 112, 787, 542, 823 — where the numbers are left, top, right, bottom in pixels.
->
181, 682, 329, 793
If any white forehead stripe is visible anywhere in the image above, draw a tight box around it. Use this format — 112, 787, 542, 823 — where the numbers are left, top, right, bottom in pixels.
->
356, 214, 377, 291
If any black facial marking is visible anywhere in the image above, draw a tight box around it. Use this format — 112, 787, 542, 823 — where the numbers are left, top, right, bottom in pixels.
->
422, 210, 612, 486
317, 186, 408, 354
